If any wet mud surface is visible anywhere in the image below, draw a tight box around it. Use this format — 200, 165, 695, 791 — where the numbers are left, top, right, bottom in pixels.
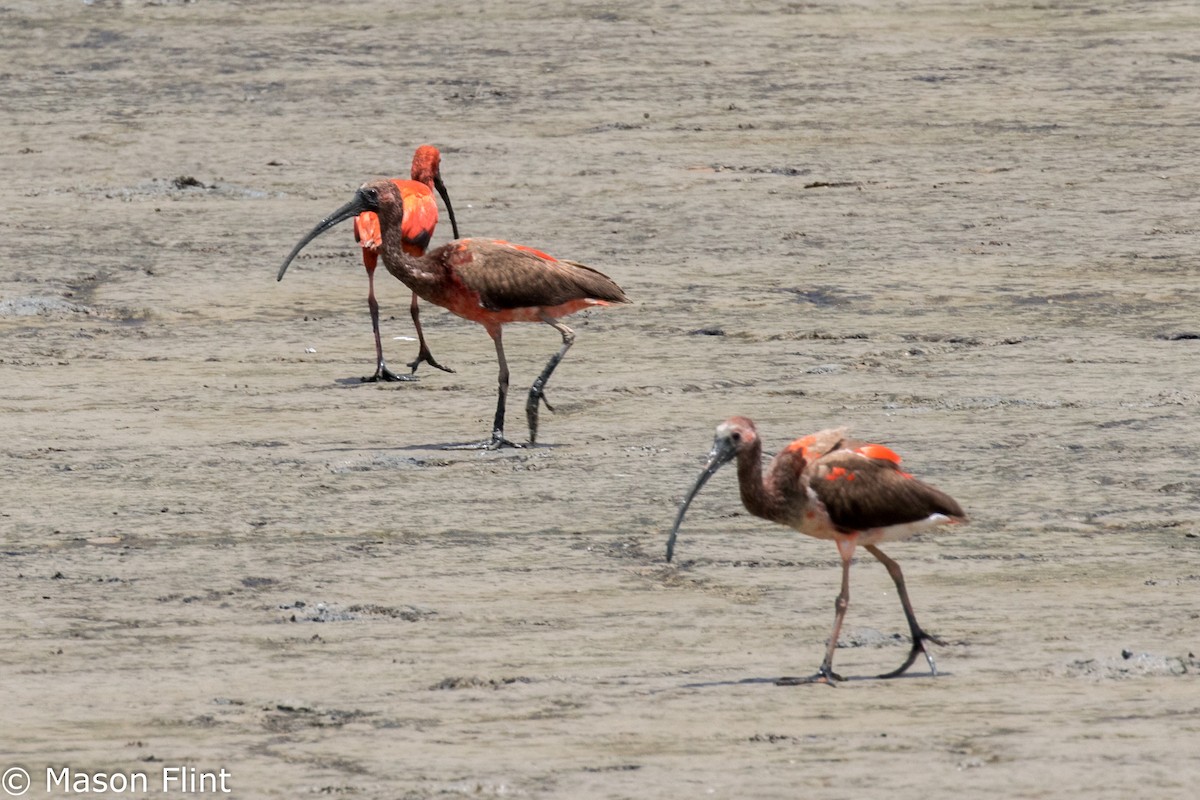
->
2, 1, 1199, 798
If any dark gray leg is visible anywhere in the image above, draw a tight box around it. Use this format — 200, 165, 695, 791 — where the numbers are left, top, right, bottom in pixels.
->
865, 544, 945, 678
526, 314, 575, 444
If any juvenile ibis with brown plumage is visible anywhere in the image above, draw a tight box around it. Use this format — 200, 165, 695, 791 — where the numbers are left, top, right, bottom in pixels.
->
666, 417, 966, 685
278, 179, 630, 448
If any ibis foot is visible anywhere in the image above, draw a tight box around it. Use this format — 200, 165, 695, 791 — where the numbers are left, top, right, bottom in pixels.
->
878, 629, 946, 679
776, 667, 842, 687
362, 362, 417, 383
446, 432, 523, 451
408, 348, 455, 375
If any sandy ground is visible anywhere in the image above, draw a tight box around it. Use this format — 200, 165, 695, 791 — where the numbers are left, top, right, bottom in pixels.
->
3, 1, 1200, 797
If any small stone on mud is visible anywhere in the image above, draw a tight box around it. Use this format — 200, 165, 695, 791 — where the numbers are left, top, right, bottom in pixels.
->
172, 175, 206, 189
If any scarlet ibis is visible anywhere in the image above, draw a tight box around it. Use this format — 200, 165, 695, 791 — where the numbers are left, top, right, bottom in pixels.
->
352, 144, 459, 382
278, 179, 630, 448
666, 417, 966, 685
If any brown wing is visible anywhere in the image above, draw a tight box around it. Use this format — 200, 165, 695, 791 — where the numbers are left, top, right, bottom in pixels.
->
808, 451, 964, 532
443, 240, 629, 311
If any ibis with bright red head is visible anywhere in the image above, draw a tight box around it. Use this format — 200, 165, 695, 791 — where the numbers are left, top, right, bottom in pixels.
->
351, 144, 459, 382
279, 179, 629, 449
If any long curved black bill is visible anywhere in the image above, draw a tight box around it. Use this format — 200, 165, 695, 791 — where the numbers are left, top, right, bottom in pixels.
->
434, 175, 460, 240
665, 436, 738, 563
277, 193, 371, 281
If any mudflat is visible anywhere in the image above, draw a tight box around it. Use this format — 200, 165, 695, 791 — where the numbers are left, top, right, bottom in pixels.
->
3, 2, 1198, 798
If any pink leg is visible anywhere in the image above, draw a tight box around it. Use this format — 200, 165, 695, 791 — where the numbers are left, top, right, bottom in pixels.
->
777, 537, 855, 687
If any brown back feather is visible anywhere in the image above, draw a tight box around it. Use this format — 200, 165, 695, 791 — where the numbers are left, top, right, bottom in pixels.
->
810, 452, 964, 532
447, 241, 629, 311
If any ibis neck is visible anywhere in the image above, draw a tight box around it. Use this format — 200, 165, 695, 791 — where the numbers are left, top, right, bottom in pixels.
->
735, 440, 783, 523
739, 443, 812, 525
376, 209, 441, 298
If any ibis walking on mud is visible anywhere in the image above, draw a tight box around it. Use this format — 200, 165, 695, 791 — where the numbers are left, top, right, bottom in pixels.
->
351, 144, 459, 381
278, 179, 629, 448
666, 417, 966, 685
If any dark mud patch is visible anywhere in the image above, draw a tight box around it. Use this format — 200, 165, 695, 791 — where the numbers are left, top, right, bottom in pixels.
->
432, 676, 535, 691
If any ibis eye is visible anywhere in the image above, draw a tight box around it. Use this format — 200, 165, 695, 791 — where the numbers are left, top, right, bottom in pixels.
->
730, 431, 741, 442
359, 186, 380, 208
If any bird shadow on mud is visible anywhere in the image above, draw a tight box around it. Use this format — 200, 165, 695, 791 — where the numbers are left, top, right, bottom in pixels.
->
333, 376, 417, 386
310, 442, 564, 454
679, 671, 946, 690
382, 441, 568, 453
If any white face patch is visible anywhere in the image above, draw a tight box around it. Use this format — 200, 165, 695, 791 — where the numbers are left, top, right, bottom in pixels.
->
715, 420, 755, 446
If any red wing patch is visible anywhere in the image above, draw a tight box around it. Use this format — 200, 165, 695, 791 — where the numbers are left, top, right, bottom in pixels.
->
784, 434, 821, 462
499, 240, 556, 263
353, 212, 381, 269
823, 466, 857, 481
855, 443, 902, 464
446, 241, 476, 265
353, 212, 382, 251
